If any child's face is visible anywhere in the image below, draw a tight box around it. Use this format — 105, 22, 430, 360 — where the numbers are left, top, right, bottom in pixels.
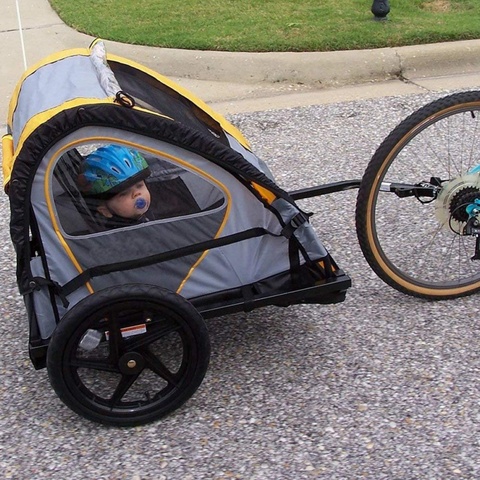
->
97, 181, 151, 219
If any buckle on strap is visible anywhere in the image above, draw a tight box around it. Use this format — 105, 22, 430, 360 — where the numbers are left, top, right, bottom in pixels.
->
27, 277, 69, 308
281, 212, 309, 239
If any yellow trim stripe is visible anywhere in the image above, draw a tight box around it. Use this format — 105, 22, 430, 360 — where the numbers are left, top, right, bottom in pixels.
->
43, 135, 231, 296
44, 141, 94, 294
13, 97, 118, 169
119, 142, 232, 293
10, 99, 175, 191
8, 48, 90, 128
107, 52, 251, 150
8, 45, 251, 149
251, 182, 277, 204
2, 134, 14, 191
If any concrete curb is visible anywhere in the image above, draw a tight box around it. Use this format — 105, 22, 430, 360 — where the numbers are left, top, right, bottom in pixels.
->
2, 0, 480, 126
107, 38, 480, 87
3, 0, 480, 89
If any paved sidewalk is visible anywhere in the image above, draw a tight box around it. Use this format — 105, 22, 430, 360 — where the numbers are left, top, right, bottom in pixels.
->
2, 0, 480, 124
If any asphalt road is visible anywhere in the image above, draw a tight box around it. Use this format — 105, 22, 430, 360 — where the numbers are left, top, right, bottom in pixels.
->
1, 88, 479, 479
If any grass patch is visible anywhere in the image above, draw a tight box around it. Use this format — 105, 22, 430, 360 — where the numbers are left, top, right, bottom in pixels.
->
48, 0, 480, 52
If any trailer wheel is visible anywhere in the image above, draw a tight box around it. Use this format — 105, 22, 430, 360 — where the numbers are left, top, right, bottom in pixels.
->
47, 284, 210, 426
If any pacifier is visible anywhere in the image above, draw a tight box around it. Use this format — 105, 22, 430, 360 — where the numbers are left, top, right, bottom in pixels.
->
135, 197, 147, 210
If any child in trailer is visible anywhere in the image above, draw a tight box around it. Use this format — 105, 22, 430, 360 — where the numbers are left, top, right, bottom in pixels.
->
78, 144, 200, 231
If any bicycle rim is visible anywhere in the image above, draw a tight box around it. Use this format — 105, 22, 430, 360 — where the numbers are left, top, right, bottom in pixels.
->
359, 93, 480, 298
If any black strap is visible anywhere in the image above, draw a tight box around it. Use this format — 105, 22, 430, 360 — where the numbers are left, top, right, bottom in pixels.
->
288, 238, 301, 287
241, 285, 255, 312
115, 91, 135, 108
28, 276, 69, 308
61, 227, 270, 296
281, 212, 309, 239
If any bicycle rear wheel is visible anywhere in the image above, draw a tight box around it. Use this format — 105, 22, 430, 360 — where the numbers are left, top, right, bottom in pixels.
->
356, 91, 480, 299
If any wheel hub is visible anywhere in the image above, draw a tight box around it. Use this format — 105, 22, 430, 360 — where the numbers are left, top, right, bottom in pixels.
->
118, 351, 145, 375
435, 173, 480, 232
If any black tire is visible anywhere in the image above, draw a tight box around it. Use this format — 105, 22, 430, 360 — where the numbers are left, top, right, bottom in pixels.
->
356, 91, 480, 299
47, 284, 210, 426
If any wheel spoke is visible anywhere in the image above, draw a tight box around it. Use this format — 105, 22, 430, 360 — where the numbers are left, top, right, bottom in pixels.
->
141, 347, 180, 387
69, 357, 118, 373
356, 91, 480, 299
126, 317, 181, 351
107, 313, 124, 363
47, 285, 210, 426
109, 373, 140, 406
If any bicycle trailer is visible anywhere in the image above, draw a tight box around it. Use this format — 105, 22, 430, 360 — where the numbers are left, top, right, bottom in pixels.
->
2, 40, 351, 426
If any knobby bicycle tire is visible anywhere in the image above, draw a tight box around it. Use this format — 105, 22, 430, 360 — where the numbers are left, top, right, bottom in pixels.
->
356, 91, 480, 299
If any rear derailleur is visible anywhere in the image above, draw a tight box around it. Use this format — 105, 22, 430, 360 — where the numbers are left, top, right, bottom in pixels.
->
463, 199, 480, 260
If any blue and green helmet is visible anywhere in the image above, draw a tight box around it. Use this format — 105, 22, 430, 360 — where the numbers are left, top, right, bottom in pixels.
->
79, 144, 150, 198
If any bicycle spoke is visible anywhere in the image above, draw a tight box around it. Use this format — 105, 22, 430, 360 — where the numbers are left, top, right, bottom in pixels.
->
356, 91, 480, 298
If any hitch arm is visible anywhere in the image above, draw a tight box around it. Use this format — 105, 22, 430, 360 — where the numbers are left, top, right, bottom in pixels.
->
289, 180, 362, 200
